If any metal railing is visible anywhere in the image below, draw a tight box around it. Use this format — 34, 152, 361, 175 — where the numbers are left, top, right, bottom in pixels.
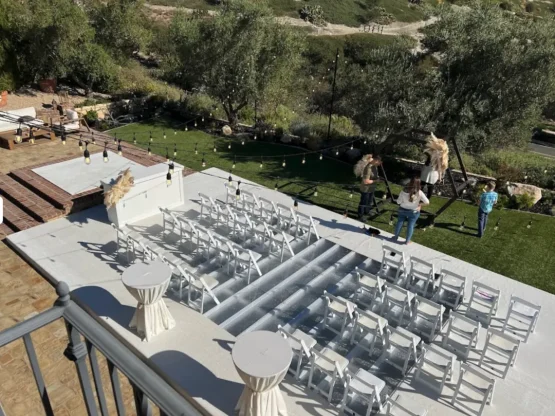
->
0, 282, 207, 416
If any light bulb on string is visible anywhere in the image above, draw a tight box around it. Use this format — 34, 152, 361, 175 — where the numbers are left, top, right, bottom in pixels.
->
163, 131, 166, 140
173, 144, 177, 157
185, 125, 188, 132
382, 193, 387, 201
302, 156, 306, 165
241, 139, 245, 145
117, 140, 122, 156
166, 169, 172, 186
91, 132, 96, 145
274, 178, 279, 191
389, 213, 394, 226
103, 143, 109, 163
174, 130, 177, 135
259, 157, 263, 169
29, 129, 35, 144
15, 124, 22, 143
350, 143, 354, 150
61, 132, 66, 145
84, 142, 91, 165
282, 158, 286, 168
133, 132, 136, 145
294, 196, 299, 210
148, 144, 152, 156
113, 134, 117, 145
313, 187, 318, 197
78, 135, 83, 151
319, 153, 323, 161
202, 154, 206, 168
228, 142, 232, 150
363, 138, 367, 145
165, 147, 170, 163
149, 132, 153, 142
527, 219, 532, 229
254, 134, 257, 140
335, 149, 339, 156
195, 143, 198, 155
194, 121, 197, 127
213, 142, 217, 152
228, 172, 233, 185
169, 160, 175, 174
349, 188, 353, 199
202, 116, 205, 123
232, 155, 236, 170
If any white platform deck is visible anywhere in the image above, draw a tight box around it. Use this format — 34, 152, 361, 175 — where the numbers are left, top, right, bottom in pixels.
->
7, 167, 555, 416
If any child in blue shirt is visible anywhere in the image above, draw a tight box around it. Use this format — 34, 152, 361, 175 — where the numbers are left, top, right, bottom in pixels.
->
478, 182, 498, 238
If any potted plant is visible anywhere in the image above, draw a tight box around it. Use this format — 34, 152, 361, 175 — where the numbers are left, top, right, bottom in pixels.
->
0, 72, 15, 107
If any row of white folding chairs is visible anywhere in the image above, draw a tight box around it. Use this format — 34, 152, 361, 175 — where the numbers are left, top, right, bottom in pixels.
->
159, 207, 263, 284
278, 324, 427, 416
198, 193, 295, 262
224, 184, 320, 245
372, 247, 541, 343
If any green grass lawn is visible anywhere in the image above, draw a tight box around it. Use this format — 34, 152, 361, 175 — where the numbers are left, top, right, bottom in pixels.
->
111, 120, 555, 294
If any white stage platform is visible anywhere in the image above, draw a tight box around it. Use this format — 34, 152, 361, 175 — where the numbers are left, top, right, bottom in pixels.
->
7, 167, 555, 416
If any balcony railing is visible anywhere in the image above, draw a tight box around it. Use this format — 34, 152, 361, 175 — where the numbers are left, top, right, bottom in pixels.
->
0, 282, 207, 416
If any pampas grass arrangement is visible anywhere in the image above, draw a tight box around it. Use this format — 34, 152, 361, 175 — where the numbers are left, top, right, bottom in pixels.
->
425, 133, 449, 180
104, 168, 134, 208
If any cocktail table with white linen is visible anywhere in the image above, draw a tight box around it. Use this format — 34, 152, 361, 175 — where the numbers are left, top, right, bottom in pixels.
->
232, 330, 293, 416
122, 261, 175, 342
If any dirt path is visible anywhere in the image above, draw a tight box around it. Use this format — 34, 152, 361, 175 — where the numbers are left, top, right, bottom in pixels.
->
145, 4, 437, 40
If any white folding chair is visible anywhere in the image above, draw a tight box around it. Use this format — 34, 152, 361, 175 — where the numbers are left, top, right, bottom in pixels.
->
350, 309, 388, 356
159, 207, 179, 237
263, 223, 294, 262
452, 363, 495, 416
293, 211, 320, 245
228, 242, 262, 284
241, 190, 261, 217
433, 269, 466, 310
197, 193, 223, 225
384, 326, 421, 375
278, 325, 317, 379
342, 369, 386, 416
442, 311, 480, 360
385, 394, 428, 416
323, 291, 356, 336
225, 182, 238, 205
479, 328, 520, 379
307, 347, 349, 403
187, 273, 220, 314
276, 202, 297, 232
111, 223, 132, 263
466, 282, 500, 326
355, 267, 386, 309
382, 284, 414, 326
174, 217, 197, 250
259, 197, 279, 225
193, 223, 218, 261
161, 254, 192, 300
406, 257, 435, 296
379, 245, 407, 286
414, 344, 455, 394
409, 296, 444, 341
502, 295, 541, 343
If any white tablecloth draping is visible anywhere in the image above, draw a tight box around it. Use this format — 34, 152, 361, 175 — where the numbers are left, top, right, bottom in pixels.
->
232, 331, 293, 416
122, 261, 175, 342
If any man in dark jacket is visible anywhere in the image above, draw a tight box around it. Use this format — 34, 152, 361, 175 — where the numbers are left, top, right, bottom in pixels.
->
356, 155, 382, 220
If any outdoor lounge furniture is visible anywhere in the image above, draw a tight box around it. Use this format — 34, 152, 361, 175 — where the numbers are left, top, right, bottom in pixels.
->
406, 256, 435, 296
409, 296, 444, 341
466, 282, 500, 326
442, 311, 480, 360
384, 326, 421, 375
479, 328, 520, 379
277, 325, 317, 379
341, 368, 386, 415
355, 267, 386, 309
432, 269, 466, 310
382, 284, 414, 326
0, 107, 54, 149
385, 394, 428, 416
414, 344, 455, 394
307, 347, 349, 403
502, 295, 541, 342
378, 245, 407, 286
323, 291, 356, 336
452, 363, 495, 416
350, 308, 388, 356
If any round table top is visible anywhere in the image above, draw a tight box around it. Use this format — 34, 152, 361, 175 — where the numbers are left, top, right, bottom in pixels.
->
232, 331, 292, 378
122, 261, 172, 289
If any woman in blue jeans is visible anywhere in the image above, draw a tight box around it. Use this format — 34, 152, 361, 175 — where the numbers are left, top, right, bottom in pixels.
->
392, 177, 430, 244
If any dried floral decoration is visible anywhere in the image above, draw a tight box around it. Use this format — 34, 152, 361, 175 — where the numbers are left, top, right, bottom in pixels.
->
104, 168, 134, 208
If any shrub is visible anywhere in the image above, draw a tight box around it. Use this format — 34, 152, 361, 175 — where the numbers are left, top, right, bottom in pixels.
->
299, 5, 326, 26
84, 110, 99, 124
0, 72, 16, 91
513, 192, 536, 210
497, 194, 511, 209
290, 120, 311, 139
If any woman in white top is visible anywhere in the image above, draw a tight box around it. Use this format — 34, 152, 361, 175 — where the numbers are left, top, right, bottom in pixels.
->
392, 177, 430, 244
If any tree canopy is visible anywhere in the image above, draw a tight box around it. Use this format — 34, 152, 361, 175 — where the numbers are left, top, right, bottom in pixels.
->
164, 0, 305, 124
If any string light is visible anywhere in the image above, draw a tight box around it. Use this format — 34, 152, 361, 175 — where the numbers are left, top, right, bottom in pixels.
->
173, 144, 177, 157
335, 149, 339, 156
274, 178, 279, 191
148, 144, 152, 156
460, 215, 466, 230
241, 139, 245, 145
228, 172, 233, 185
349, 188, 353, 199
133, 132, 137, 145
228, 142, 232, 150
232, 155, 236, 169
259, 157, 263, 169
185, 125, 188, 132
84, 141, 90, 165
165, 147, 170, 163
29, 129, 34, 144
254, 134, 257, 140
294, 196, 299, 210
113, 134, 117, 145
166, 168, 172, 186
302, 156, 306, 165
313, 187, 318, 197
202, 153, 206, 168
169, 160, 175, 174
389, 213, 394, 226
350, 143, 354, 150
149, 132, 153, 142
78, 135, 83, 151
236, 186, 241, 200
91, 132, 96, 145
15, 123, 22, 143
319, 152, 323, 160
61, 132, 66, 145
194, 121, 197, 127
282, 159, 286, 168
202, 116, 205, 123
103, 143, 109, 163
213, 142, 217, 152
117, 140, 123, 156
174, 130, 177, 135
527, 220, 532, 229
163, 131, 166, 140
194, 143, 198, 155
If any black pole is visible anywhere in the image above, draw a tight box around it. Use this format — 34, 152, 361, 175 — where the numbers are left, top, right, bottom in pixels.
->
452, 137, 468, 182
327, 48, 340, 142
254, 98, 257, 125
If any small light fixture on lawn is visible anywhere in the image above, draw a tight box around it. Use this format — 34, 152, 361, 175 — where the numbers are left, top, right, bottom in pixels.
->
319, 152, 323, 161
103, 143, 109, 163
335, 149, 339, 156
274, 179, 279, 191
259, 157, 263, 169
350, 143, 354, 150
29, 129, 35, 144
302, 156, 306, 165
349, 189, 353, 199
241, 139, 245, 145
149, 132, 153, 142
460, 216, 466, 231
282, 158, 286, 168
84, 142, 91, 165
527, 220, 532, 229
117, 140, 123, 156
194, 121, 197, 127
194, 143, 198, 155
174, 130, 177, 135
202, 154, 206, 168
163, 131, 166, 140
78, 135, 83, 150
15, 124, 22, 143
173, 144, 177, 158
147, 145, 152, 156
313, 187, 318, 197
113, 134, 117, 145
185, 126, 188, 132
494, 218, 500, 231
166, 169, 172, 186
228, 142, 232, 150
254, 134, 257, 140
437, 191, 442, 196
213, 142, 217, 152
389, 213, 394, 226
232, 155, 236, 169
169, 160, 175, 174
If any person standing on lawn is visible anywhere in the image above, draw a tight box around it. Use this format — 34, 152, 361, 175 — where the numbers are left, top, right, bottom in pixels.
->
477, 182, 498, 238
354, 154, 382, 220
392, 177, 430, 244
